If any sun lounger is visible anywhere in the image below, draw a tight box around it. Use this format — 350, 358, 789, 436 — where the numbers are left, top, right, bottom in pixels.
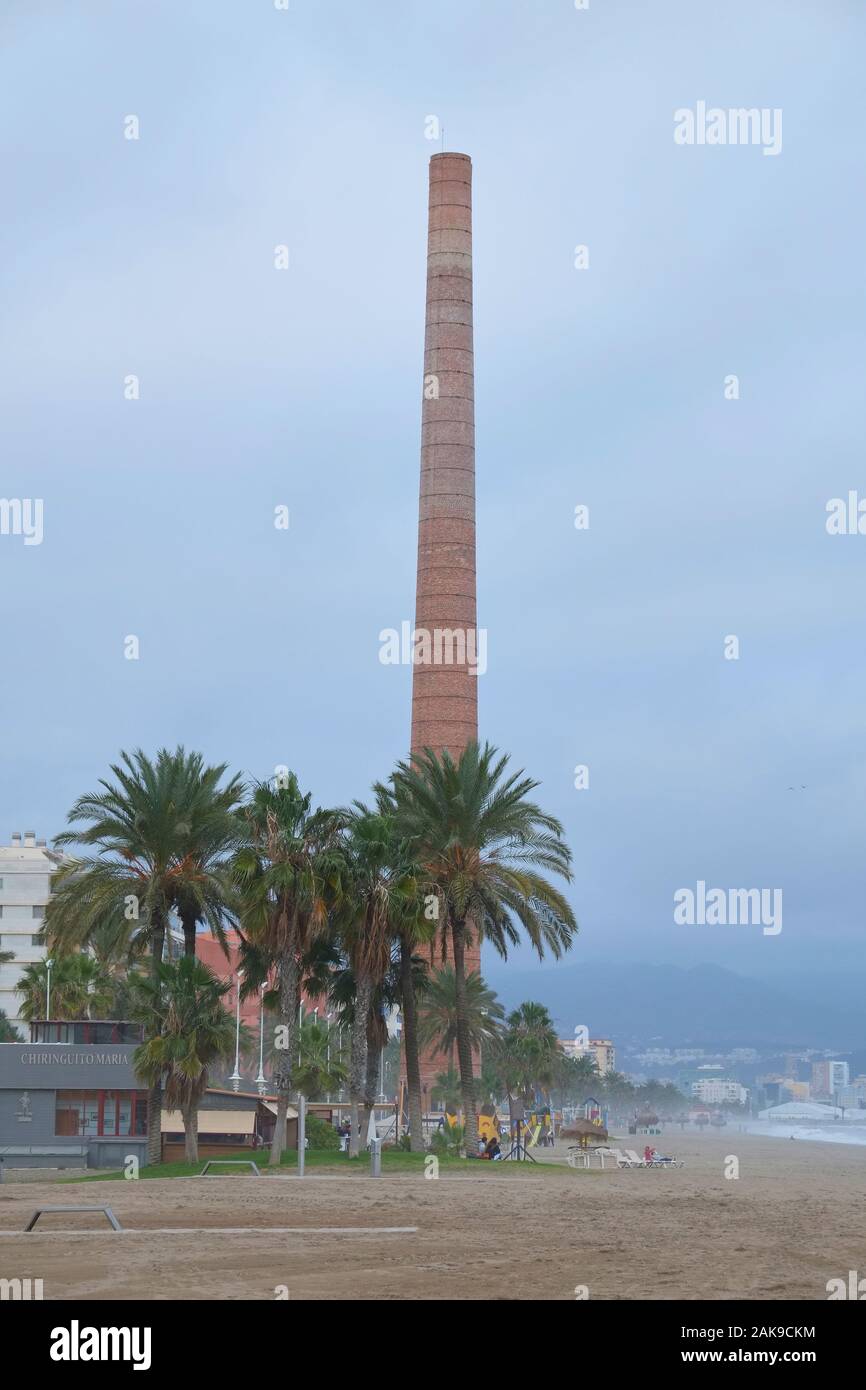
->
609, 1147, 641, 1168
624, 1149, 649, 1168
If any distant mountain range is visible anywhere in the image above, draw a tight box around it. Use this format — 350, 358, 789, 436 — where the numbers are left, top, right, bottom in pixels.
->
481, 960, 865, 1052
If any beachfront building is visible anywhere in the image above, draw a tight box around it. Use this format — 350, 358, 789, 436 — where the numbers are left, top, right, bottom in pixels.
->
0, 1020, 149, 1170
561, 1036, 616, 1075
0, 831, 64, 1032
839, 1076, 866, 1109
160, 1087, 299, 1161
811, 1059, 849, 1100
691, 1077, 749, 1105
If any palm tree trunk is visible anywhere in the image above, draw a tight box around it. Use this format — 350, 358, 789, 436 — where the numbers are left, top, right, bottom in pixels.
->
146, 919, 166, 1166
182, 1100, 199, 1164
399, 936, 425, 1152
269, 940, 299, 1165
348, 975, 373, 1158
179, 907, 197, 959
451, 918, 478, 1154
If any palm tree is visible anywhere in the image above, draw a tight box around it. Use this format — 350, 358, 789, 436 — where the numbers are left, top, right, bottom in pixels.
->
388, 741, 577, 1153
599, 1070, 636, 1122
0, 1010, 23, 1042
0, 951, 20, 1040
129, 957, 239, 1163
46, 747, 243, 1163
417, 967, 504, 1070
357, 785, 436, 1154
231, 775, 343, 1164
291, 1013, 348, 1100
495, 1001, 561, 1109
16, 955, 114, 1021
551, 1051, 599, 1106
168, 751, 245, 957
396, 931, 429, 1152
337, 808, 419, 1157
432, 1065, 463, 1111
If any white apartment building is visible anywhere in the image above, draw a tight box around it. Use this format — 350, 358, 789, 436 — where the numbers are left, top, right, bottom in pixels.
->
0, 831, 63, 1031
691, 1078, 749, 1105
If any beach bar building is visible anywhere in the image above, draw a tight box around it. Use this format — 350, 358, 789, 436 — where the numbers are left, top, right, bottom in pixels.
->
0, 1021, 148, 1171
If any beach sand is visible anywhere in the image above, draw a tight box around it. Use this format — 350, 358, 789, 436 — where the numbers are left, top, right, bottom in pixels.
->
0, 1131, 863, 1300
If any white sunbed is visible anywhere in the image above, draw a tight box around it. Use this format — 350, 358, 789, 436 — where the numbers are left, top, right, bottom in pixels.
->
623, 1148, 650, 1168
609, 1147, 643, 1168
567, 1146, 614, 1170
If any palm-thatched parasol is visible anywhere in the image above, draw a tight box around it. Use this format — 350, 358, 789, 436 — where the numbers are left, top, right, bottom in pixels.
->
561, 1117, 609, 1147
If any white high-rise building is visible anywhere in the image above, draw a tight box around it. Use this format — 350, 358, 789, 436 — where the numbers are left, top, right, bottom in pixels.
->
0, 831, 64, 1032
691, 1078, 749, 1105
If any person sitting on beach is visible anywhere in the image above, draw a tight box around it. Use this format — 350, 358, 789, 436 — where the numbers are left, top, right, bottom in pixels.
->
485, 1134, 501, 1161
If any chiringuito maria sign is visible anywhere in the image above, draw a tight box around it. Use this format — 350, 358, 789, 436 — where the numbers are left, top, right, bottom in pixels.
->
20, 1051, 128, 1065
0, 1045, 140, 1089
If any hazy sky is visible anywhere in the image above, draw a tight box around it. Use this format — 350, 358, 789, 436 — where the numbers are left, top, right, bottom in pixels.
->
2, 1, 864, 986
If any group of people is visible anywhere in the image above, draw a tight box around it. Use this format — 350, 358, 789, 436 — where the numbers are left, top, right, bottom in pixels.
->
478, 1132, 502, 1160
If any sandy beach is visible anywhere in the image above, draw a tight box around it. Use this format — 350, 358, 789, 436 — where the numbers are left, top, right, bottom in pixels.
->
1, 1131, 863, 1300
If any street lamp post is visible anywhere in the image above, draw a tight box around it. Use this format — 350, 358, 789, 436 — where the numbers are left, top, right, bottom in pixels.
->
45, 959, 53, 1025
229, 968, 243, 1092
326, 1012, 332, 1104
255, 983, 267, 1094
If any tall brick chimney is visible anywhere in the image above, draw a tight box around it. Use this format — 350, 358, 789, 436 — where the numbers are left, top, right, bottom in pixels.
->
411, 153, 478, 758
410, 154, 481, 1102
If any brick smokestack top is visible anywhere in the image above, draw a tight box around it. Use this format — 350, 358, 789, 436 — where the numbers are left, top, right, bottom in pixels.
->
411, 152, 478, 759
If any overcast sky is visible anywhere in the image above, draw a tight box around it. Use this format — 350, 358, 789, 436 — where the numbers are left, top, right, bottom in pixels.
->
2, 1, 864, 989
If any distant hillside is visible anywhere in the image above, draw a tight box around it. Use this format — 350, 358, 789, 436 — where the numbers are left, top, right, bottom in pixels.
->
481, 960, 865, 1051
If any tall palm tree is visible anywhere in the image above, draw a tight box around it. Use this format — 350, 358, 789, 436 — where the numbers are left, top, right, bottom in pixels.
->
16, 955, 114, 1021
231, 775, 343, 1164
168, 751, 245, 957
388, 741, 577, 1153
337, 808, 419, 1157
46, 746, 243, 1162
397, 930, 429, 1152
361, 784, 435, 1154
417, 967, 504, 1067
129, 957, 239, 1163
